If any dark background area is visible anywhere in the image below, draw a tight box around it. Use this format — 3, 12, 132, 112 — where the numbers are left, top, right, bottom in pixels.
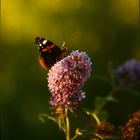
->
1, 0, 139, 140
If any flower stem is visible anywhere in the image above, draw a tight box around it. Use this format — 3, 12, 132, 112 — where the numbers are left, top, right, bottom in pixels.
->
95, 86, 119, 115
91, 113, 101, 126
94, 133, 104, 140
65, 109, 70, 140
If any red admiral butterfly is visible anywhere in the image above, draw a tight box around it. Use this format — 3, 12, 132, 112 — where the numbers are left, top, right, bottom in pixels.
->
35, 37, 67, 70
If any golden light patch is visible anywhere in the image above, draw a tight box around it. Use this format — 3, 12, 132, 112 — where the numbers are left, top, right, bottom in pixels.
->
110, 0, 138, 25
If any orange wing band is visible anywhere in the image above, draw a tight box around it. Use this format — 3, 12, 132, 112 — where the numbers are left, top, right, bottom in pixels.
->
39, 57, 48, 70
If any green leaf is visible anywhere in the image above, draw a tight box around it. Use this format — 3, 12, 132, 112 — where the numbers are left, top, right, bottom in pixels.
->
38, 113, 57, 123
82, 107, 92, 115
98, 110, 109, 121
58, 117, 66, 132
80, 130, 104, 140
94, 96, 106, 110
106, 96, 119, 103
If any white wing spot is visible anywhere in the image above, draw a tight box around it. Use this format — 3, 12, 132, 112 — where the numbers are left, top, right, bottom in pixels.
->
42, 40, 47, 45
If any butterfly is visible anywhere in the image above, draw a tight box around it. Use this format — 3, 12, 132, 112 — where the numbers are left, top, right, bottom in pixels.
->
35, 37, 67, 70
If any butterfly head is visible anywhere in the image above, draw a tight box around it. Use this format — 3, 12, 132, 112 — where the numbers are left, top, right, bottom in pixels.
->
35, 37, 48, 52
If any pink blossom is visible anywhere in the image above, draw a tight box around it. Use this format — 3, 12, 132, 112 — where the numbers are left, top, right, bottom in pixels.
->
47, 50, 92, 110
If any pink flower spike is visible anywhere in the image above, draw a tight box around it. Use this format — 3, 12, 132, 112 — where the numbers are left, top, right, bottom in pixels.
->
47, 50, 92, 110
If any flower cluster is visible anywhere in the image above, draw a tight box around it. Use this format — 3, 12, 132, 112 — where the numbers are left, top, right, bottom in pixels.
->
95, 121, 115, 138
121, 110, 140, 140
115, 59, 140, 85
47, 50, 92, 111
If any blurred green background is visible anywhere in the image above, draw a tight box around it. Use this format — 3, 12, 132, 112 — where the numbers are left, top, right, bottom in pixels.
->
1, 0, 139, 139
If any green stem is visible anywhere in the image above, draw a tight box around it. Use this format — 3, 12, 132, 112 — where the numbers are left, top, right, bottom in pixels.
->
91, 113, 101, 126
65, 109, 70, 140
95, 86, 119, 115
71, 135, 77, 140
94, 133, 104, 140
58, 117, 66, 133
